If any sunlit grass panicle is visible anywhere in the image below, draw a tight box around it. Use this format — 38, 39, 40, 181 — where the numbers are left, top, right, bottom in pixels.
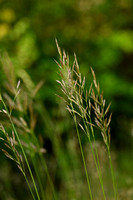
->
56, 41, 118, 200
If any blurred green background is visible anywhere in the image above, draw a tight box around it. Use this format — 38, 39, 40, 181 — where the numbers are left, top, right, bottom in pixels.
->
0, 0, 133, 199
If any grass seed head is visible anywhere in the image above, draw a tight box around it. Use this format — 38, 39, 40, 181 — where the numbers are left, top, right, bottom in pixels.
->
56, 43, 112, 148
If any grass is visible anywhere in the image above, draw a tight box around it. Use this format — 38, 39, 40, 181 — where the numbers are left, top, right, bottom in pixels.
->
56, 40, 118, 199
0, 43, 119, 199
0, 54, 57, 200
0, 86, 55, 200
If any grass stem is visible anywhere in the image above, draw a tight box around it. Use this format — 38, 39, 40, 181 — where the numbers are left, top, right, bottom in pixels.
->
107, 146, 118, 200
82, 117, 106, 200
1, 97, 41, 200
71, 102, 93, 200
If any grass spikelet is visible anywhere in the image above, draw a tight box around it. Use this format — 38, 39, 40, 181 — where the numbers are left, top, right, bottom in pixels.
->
56, 41, 118, 200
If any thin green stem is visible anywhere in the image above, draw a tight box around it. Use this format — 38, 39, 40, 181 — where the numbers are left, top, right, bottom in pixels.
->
31, 132, 57, 200
107, 146, 117, 200
88, 115, 106, 199
1, 98, 40, 200
78, 89, 106, 199
10, 143, 35, 199
82, 117, 106, 200
40, 153, 57, 200
4, 134, 35, 199
10, 120, 40, 200
71, 103, 93, 200
31, 156, 45, 199
23, 173, 36, 200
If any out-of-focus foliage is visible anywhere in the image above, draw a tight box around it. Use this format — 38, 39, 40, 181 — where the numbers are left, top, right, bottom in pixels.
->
0, 0, 133, 199
0, 0, 133, 145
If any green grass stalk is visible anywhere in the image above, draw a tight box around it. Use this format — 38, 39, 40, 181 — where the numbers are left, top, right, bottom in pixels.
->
79, 88, 106, 199
1, 97, 41, 200
107, 145, 118, 200
23, 173, 36, 200
31, 132, 57, 200
70, 102, 93, 200
40, 153, 57, 200
31, 156, 45, 199
82, 116, 106, 200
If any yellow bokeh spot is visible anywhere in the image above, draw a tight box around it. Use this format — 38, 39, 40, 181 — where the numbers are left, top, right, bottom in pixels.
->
0, 8, 16, 23
0, 24, 9, 39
